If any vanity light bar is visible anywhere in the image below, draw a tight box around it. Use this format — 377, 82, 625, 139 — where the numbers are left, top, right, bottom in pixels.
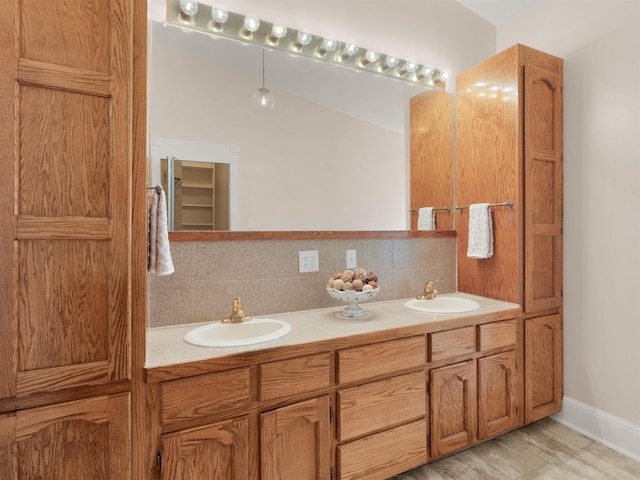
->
168, 0, 449, 88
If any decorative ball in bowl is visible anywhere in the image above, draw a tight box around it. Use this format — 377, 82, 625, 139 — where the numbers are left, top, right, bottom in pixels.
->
326, 269, 379, 318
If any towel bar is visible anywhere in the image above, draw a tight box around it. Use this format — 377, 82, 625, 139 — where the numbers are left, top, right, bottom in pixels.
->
455, 201, 513, 211
147, 185, 163, 193
409, 207, 451, 213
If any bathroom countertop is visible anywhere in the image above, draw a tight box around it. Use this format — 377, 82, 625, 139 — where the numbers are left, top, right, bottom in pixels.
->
146, 292, 521, 374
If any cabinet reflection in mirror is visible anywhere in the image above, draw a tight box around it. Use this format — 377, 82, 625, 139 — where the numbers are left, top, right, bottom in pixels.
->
148, 21, 454, 232
161, 157, 231, 231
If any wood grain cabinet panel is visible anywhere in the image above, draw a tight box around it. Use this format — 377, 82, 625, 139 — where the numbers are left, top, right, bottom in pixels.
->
478, 351, 518, 439
259, 353, 332, 402
261, 396, 332, 480
524, 65, 563, 313
429, 360, 477, 458
161, 368, 251, 430
428, 327, 475, 363
161, 416, 251, 480
1, 0, 134, 400
525, 315, 563, 422
337, 336, 425, 384
478, 319, 517, 352
338, 419, 427, 480
2, 393, 131, 480
337, 371, 426, 442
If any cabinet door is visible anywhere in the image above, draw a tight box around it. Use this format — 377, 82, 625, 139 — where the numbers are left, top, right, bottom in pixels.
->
525, 315, 563, 422
0, 0, 133, 399
261, 396, 332, 480
524, 64, 563, 313
1, 394, 130, 480
478, 351, 518, 439
161, 416, 251, 480
429, 360, 477, 458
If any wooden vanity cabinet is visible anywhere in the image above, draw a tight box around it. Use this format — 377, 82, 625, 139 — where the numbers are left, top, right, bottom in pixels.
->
146, 315, 526, 480
0, 1, 140, 478
152, 354, 333, 480
428, 320, 519, 459
525, 314, 563, 422
157, 368, 257, 480
0, 393, 131, 480
456, 44, 564, 423
161, 416, 253, 480
261, 396, 332, 480
336, 337, 428, 479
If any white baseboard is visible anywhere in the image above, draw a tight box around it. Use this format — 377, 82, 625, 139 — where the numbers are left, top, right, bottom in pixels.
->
552, 397, 640, 462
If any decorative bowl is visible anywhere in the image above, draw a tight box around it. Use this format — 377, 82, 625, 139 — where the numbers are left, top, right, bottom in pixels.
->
326, 286, 380, 318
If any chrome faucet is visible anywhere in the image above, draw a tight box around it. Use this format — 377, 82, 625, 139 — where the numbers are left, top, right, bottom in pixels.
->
222, 296, 252, 323
417, 280, 438, 300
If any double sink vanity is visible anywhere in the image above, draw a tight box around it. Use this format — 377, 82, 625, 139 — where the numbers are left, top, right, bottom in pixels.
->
145, 6, 564, 478
145, 293, 531, 479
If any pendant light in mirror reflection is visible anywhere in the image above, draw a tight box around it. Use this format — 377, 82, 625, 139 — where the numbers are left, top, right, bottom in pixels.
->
252, 49, 275, 110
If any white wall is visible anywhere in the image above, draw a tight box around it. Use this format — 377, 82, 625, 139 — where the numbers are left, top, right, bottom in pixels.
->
498, 0, 640, 458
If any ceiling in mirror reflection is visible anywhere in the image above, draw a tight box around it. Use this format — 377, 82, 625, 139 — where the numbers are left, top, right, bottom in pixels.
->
149, 22, 453, 232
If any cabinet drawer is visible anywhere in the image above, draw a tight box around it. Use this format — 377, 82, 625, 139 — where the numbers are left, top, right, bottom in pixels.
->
337, 336, 425, 384
478, 319, 517, 352
161, 368, 250, 428
338, 371, 426, 442
338, 419, 427, 480
259, 352, 332, 401
428, 326, 475, 362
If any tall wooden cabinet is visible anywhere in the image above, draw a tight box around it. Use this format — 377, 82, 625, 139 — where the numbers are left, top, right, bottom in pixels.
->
456, 44, 563, 421
0, 1, 142, 478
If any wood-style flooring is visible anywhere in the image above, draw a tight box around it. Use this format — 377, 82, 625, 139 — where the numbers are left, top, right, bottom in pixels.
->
391, 418, 640, 479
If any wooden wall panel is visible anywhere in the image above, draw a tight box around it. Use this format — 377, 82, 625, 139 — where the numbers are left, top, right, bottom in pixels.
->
410, 90, 454, 231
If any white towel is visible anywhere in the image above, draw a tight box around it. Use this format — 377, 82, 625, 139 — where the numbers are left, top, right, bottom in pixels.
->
467, 203, 494, 259
148, 190, 175, 276
417, 207, 436, 230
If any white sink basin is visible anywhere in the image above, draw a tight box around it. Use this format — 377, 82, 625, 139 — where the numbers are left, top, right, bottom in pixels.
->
184, 318, 291, 347
404, 296, 480, 314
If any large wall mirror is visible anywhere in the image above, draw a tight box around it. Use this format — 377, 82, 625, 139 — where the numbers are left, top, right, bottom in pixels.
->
148, 19, 454, 234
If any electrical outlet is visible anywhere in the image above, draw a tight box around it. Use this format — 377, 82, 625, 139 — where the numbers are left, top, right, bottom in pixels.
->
346, 250, 357, 268
299, 250, 319, 273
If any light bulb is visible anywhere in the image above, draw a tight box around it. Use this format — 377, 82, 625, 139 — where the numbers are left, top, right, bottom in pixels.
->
360, 50, 380, 65
318, 38, 337, 54
437, 69, 451, 81
252, 87, 275, 110
271, 24, 287, 40
400, 61, 418, 75
210, 5, 228, 24
383, 55, 399, 69
179, 0, 198, 16
296, 31, 312, 47
340, 43, 359, 60
417, 65, 434, 78
243, 15, 260, 33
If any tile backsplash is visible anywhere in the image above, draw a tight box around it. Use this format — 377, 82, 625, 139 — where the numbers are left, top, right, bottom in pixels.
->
148, 237, 457, 328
